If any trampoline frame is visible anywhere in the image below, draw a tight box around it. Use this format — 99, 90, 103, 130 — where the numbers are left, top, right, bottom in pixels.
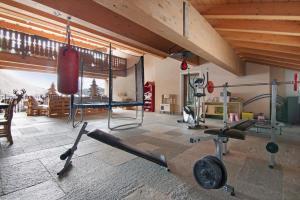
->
70, 44, 145, 130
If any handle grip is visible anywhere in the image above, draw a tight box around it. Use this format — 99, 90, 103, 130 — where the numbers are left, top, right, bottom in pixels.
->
60, 148, 72, 160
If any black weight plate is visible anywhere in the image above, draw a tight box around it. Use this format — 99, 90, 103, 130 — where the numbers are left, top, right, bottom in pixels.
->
205, 155, 227, 189
193, 156, 223, 189
266, 142, 279, 154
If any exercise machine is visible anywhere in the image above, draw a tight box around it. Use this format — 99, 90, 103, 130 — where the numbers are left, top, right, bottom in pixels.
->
204, 76, 299, 168
189, 76, 299, 195
178, 59, 209, 129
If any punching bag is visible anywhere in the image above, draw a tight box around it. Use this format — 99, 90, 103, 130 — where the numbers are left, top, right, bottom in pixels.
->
57, 20, 79, 95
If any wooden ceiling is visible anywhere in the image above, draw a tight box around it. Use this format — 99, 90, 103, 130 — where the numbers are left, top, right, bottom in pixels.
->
0, 0, 201, 65
0, 0, 299, 73
190, 0, 300, 70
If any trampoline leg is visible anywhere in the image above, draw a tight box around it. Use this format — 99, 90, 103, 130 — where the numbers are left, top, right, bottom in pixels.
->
108, 107, 112, 130
80, 107, 84, 122
72, 108, 77, 128
72, 107, 84, 128
108, 106, 144, 130
140, 106, 144, 124
57, 122, 88, 177
134, 106, 138, 119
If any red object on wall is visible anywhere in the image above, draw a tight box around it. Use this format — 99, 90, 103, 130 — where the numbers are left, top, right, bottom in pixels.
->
57, 46, 79, 94
181, 60, 188, 70
144, 81, 155, 112
294, 72, 298, 92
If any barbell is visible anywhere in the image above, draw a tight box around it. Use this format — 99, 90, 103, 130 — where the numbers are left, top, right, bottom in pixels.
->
179, 62, 299, 94
206, 75, 300, 94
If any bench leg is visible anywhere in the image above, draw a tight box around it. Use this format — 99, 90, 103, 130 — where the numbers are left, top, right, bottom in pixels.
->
57, 122, 88, 177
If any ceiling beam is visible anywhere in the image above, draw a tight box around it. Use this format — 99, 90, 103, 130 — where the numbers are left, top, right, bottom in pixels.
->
202, 2, 300, 21
219, 30, 300, 47
229, 41, 300, 56
216, 28, 300, 37
236, 48, 300, 63
244, 59, 300, 71
241, 56, 300, 70
204, 15, 300, 21
242, 55, 300, 66
208, 19, 300, 36
2, 0, 204, 65
239, 53, 300, 66
1, 0, 168, 57
94, 0, 244, 75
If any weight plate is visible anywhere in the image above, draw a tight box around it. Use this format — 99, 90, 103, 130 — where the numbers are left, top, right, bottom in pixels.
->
294, 73, 298, 92
193, 156, 223, 189
205, 156, 227, 189
266, 142, 279, 154
207, 81, 214, 94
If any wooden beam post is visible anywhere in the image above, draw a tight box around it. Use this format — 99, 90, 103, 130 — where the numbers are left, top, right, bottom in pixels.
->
95, 0, 244, 75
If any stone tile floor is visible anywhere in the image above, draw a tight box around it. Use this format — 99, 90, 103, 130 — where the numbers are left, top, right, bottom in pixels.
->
0, 111, 299, 200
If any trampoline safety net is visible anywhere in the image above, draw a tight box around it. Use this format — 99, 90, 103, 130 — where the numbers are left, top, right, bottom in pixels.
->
71, 45, 144, 130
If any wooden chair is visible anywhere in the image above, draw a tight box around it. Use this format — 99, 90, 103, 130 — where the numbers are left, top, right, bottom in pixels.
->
0, 99, 15, 144
27, 96, 48, 116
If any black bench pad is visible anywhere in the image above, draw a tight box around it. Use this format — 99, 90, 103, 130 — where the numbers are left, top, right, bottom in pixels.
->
204, 128, 246, 140
231, 120, 256, 131
87, 130, 168, 168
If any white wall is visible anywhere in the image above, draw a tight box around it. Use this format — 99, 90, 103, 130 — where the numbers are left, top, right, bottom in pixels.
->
144, 54, 273, 117
203, 62, 271, 117
112, 53, 298, 118
144, 54, 182, 113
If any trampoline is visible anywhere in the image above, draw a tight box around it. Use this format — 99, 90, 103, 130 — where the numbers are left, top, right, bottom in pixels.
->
70, 45, 144, 130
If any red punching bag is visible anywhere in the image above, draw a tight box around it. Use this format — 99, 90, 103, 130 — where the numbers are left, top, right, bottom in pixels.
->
181, 59, 188, 70
57, 19, 79, 94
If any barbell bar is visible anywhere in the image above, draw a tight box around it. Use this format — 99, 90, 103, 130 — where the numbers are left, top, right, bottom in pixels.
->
207, 80, 300, 94
212, 80, 300, 89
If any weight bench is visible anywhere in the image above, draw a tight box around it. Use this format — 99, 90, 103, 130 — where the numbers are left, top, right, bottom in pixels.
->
190, 120, 255, 144
88, 130, 167, 167
231, 120, 256, 131
190, 120, 256, 196
203, 120, 256, 139
204, 128, 245, 140
57, 122, 168, 177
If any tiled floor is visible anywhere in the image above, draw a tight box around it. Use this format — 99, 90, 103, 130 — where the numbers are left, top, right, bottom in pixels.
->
0, 111, 299, 200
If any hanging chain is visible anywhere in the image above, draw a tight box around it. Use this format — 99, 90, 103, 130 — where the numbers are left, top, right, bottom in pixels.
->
66, 16, 71, 46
